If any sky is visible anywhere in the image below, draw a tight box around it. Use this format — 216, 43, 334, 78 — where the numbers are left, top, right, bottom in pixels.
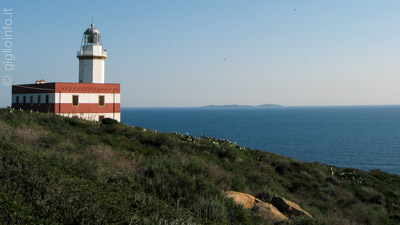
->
1, 0, 400, 107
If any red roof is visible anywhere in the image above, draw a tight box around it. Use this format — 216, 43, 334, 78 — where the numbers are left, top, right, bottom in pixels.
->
12, 82, 120, 94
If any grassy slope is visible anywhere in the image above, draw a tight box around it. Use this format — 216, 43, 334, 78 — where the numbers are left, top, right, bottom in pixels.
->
0, 109, 399, 225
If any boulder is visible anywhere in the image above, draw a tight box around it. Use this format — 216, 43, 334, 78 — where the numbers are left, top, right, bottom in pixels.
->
224, 191, 263, 209
253, 202, 289, 223
271, 197, 312, 218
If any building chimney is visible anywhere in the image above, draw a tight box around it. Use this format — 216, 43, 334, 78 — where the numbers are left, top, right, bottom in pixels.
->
35, 80, 46, 84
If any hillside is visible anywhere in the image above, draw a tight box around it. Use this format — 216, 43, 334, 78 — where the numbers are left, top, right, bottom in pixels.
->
0, 108, 399, 225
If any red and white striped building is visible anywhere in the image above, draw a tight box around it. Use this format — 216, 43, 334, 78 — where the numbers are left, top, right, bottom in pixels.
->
11, 24, 121, 122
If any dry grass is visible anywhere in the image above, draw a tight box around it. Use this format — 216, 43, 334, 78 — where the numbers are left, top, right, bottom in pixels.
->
0, 121, 11, 136
317, 211, 355, 225
83, 145, 136, 175
84, 145, 115, 162
177, 154, 232, 190
203, 162, 231, 190
9, 125, 48, 145
54, 139, 76, 153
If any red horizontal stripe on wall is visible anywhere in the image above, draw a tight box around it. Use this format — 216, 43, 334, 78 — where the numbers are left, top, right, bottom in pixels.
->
11, 103, 120, 114
55, 103, 120, 113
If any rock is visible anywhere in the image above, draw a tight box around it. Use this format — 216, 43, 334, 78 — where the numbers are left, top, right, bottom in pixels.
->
271, 197, 312, 218
225, 191, 311, 222
224, 191, 263, 209
253, 202, 289, 223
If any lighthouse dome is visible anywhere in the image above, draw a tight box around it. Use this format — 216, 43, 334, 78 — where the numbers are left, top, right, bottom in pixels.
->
84, 24, 100, 35
83, 24, 101, 45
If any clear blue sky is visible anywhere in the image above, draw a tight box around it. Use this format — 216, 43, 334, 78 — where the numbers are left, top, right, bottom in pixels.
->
2, 0, 400, 107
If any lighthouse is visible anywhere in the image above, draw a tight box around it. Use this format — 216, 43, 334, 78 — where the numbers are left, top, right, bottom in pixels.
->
77, 24, 107, 83
11, 23, 121, 122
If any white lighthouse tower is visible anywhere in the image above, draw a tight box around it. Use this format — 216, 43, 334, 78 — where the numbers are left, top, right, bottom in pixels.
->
77, 24, 107, 83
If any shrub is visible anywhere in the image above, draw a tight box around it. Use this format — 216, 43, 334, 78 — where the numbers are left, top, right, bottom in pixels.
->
256, 186, 278, 203
231, 176, 246, 192
354, 186, 385, 205
101, 118, 118, 125
191, 196, 229, 223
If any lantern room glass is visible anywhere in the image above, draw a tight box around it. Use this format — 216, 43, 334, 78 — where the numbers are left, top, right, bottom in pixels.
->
84, 33, 100, 45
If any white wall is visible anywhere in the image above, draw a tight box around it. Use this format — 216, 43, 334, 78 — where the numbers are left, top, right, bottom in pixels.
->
60, 112, 121, 122
80, 45, 105, 56
55, 93, 120, 104
78, 45, 106, 83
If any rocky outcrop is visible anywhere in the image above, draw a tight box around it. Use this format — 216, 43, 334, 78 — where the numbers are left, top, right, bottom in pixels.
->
225, 191, 312, 223
225, 191, 289, 223
252, 202, 289, 222
224, 191, 262, 209
271, 197, 312, 218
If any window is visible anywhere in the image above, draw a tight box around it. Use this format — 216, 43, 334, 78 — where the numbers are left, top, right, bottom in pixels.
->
98, 95, 105, 107
16, 96, 19, 104
30, 96, 33, 106
72, 95, 79, 107
99, 115, 105, 122
23, 96, 26, 104
38, 95, 41, 105
46, 95, 49, 104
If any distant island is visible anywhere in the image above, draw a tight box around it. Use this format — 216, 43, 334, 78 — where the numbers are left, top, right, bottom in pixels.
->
203, 104, 283, 108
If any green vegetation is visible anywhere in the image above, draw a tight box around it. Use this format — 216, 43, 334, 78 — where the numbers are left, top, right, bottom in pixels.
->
0, 108, 399, 224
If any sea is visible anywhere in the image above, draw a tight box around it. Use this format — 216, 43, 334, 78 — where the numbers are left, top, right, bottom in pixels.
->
121, 106, 400, 175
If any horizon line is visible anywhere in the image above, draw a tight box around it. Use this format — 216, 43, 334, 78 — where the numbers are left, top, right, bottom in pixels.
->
120, 104, 400, 109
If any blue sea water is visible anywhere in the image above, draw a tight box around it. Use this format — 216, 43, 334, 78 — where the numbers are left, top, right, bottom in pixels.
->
121, 106, 400, 175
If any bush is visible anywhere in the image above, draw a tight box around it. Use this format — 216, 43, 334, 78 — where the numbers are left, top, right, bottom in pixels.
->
101, 118, 118, 125
191, 196, 229, 223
